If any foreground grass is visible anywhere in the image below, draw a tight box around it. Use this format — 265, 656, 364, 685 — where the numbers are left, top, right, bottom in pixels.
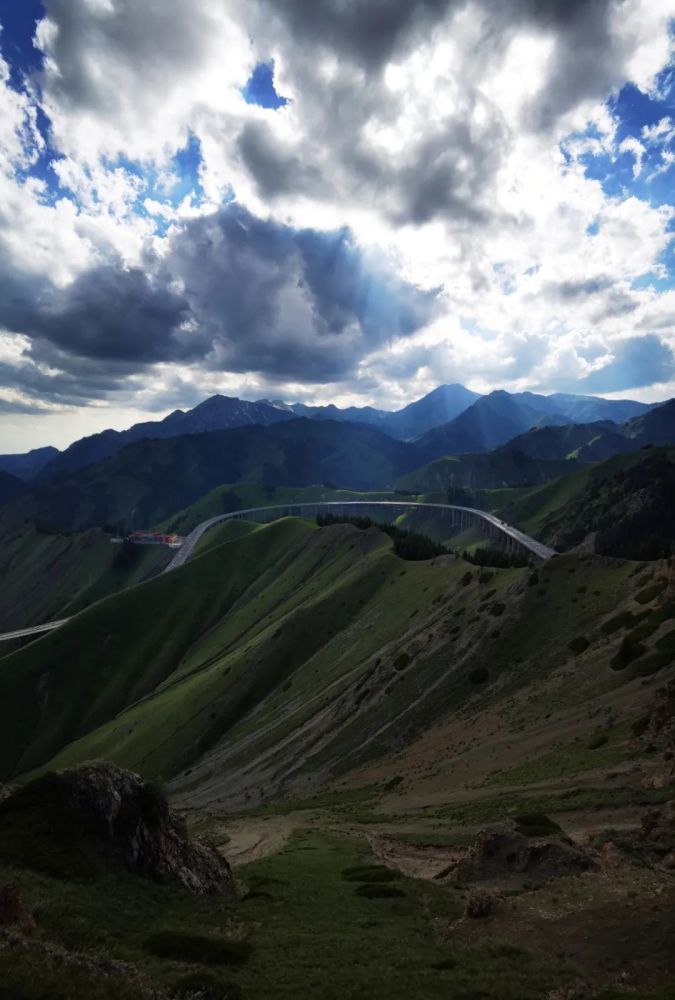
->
232, 829, 567, 1000
2, 823, 674, 999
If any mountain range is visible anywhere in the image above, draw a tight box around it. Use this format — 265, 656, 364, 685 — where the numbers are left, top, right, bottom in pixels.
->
1, 384, 656, 485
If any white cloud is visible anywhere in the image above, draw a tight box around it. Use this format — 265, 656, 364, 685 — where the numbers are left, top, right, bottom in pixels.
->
0, 0, 674, 448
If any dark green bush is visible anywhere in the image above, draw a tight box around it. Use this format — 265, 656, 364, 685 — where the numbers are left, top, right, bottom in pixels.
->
568, 636, 590, 655
342, 865, 401, 883
354, 884, 405, 899
469, 667, 489, 685
393, 652, 411, 672
635, 580, 667, 605
631, 716, 650, 738
610, 636, 646, 671
514, 813, 562, 838
144, 932, 252, 966
587, 731, 609, 750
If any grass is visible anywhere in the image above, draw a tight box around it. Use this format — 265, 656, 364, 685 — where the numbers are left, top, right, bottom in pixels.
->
488, 728, 634, 787
0, 522, 169, 635
230, 829, 568, 999
0, 826, 580, 1000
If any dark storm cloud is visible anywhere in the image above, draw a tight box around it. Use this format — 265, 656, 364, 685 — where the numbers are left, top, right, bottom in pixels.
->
169, 206, 438, 380
0, 206, 437, 402
0, 395, 54, 416
17, 266, 192, 364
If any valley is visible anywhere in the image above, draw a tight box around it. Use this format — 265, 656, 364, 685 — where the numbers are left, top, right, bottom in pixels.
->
0, 384, 674, 1000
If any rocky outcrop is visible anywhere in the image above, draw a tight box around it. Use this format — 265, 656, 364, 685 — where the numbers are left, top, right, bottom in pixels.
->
639, 800, 675, 868
0, 784, 12, 805
450, 829, 595, 886
0, 762, 235, 896
0, 884, 35, 934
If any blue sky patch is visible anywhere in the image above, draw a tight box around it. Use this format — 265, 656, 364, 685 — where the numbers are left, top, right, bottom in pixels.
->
242, 61, 289, 109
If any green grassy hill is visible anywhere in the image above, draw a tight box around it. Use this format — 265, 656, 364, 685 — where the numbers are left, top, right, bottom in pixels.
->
0, 419, 419, 535
1, 515, 671, 816
0, 523, 169, 633
395, 451, 573, 494
500, 447, 675, 558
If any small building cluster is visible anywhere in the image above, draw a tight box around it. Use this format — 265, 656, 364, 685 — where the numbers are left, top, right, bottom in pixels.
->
126, 530, 183, 548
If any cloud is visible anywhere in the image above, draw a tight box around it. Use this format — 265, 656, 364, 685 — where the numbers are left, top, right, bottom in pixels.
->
0, 205, 437, 400
575, 334, 675, 392
0, 0, 674, 445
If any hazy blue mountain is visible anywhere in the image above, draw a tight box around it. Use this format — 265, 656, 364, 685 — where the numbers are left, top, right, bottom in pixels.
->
0, 470, 28, 506
37, 395, 295, 480
415, 390, 564, 459
383, 383, 480, 439
11, 419, 419, 533
289, 401, 390, 428
623, 397, 675, 447
497, 421, 631, 464
0, 445, 59, 480
546, 392, 652, 424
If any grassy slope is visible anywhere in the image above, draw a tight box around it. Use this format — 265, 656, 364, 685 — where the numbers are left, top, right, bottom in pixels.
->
0, 523, 169, 632
161, 482, 400, 534
0, 518, 316, 778
0, 419, 418, 535
0, 824, 594, 1000
3, 515, 670, 828
396, 452, 576, 494
499, 447, 675, 547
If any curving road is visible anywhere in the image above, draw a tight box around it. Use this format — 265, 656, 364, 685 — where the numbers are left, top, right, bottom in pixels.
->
0, 618, 70, 643
166, 500, 556, 571
0, 501, 554, 643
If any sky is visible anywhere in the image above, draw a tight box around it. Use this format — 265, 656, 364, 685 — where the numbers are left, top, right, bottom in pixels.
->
0, 0, 674, 451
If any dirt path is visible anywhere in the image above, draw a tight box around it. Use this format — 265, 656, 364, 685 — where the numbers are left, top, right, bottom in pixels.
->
214, 814, 301, 865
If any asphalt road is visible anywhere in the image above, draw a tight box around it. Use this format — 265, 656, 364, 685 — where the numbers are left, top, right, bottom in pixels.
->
166, 500, 556, 571
0, 501, 554, 643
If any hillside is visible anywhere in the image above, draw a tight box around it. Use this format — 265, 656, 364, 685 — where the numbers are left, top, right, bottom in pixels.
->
0, 470, 27, 506
1, 515, 674, 999
0, 523, 170, 633
1, 515, 670, 800
395, 450, 576, 493
0, 445, 59, 480
37, 394, 296, 480
415, 390, 563, 458
0, 419, 418, 534
497, 421, 628, 463
499, 446, 675, 559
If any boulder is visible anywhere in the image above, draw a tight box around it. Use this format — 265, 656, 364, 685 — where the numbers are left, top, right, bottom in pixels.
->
0, 762, 234, 896
451, 829, 595, 886
0, 884, 35, 934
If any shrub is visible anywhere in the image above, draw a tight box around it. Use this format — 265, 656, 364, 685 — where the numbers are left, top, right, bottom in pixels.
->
144, 932, 252, 966
342, 865, 401, 883
568, 636, 590, 655
464, 889, 495, 918
587, 731, 609, 750
469, 667, 489, 685
610, 636, 646, 671
354, 884, 405, 899
514, 813, 562, 838
631, 715, 650, 738
460, 571, 473, 587
601, 611, 634, 635
393, 652, 411, 672
635, 580, 667, 605
489, 602, 505, 617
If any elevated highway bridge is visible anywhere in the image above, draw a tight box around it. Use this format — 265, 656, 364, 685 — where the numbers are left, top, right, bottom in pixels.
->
0, 501, 554, 643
